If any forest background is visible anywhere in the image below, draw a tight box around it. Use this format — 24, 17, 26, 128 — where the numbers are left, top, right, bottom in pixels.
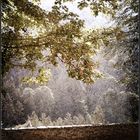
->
1, 0, 139, 128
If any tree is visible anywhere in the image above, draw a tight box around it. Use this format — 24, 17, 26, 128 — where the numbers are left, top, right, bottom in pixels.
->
116, 0, 139, 94
2, 87, 25, 127
43, 116, 53, 126
55, 117, 64, 126
77, 114, 86, 124
101, 0, 139, 94
85, 113, 92, 124
29, 111, 40, 127
64, 113, 73, 125
55, 0, 118, 16
99, 89, 139, 123
124, 92, 139, 122
72, 115, 80, 125
22, 87, 36, 116
91, 105, 105, 124
34, 86, 55, 117
1, 0, 119, 84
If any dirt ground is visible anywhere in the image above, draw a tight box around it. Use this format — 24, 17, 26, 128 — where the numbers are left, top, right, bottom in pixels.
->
2, 123, 138, 140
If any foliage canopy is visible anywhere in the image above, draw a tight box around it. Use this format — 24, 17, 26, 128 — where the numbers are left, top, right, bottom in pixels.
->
1, 0, 119, 84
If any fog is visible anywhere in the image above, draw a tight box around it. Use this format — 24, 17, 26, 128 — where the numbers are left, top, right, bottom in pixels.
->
2, 46, 138, 128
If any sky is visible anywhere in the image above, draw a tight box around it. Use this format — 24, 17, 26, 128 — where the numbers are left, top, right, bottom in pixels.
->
39, 0, 112, 29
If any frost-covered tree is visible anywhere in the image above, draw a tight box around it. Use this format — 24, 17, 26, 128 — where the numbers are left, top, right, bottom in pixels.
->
99, 89, 139, 123
77, 114, 86, 124
29, 111, 40, 127
2, 87, 25, 127
64, 113, 73, 125
101, 0, 139, 94
72, 116, 80, 125
85, 113, 92, 124
43, 116, 53, 126
91, 105, 105, 124
22, 87, 36, 115
34, 86, 55, 117
55, 117, 64, 126
118, 91, 139, 122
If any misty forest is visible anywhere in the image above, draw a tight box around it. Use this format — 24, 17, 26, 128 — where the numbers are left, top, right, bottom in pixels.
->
1, 0, 139, 128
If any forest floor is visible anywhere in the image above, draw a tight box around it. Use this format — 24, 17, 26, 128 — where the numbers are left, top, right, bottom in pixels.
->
2, 123, 138, 140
